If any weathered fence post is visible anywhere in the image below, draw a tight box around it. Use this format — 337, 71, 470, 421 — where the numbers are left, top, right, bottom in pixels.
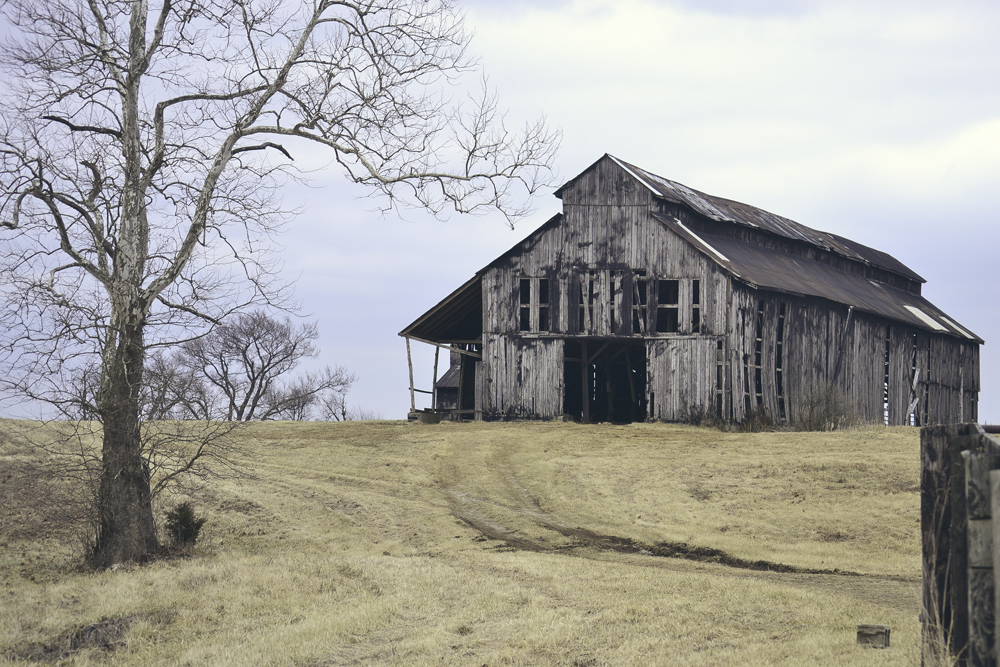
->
991, 469, 1000, 666
964, 450, 997, 664
921, 424, 1000, 667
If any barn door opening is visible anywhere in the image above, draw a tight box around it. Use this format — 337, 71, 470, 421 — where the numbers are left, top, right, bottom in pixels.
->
563, 339, 646, 423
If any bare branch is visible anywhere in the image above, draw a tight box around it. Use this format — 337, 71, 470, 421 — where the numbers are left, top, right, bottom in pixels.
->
42, 115, 123, 140
231, 142, 294, 161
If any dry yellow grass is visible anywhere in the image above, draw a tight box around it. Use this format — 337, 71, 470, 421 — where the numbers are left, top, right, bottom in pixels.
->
1, 420, 921, 665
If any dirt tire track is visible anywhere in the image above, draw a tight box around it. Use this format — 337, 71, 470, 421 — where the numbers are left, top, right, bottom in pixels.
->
436, 433, 920, 613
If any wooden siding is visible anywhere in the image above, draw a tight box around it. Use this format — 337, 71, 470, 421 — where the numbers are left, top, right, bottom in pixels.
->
726, 284, 978, 426
558, 157, 655, 208
482, 209, 728, 339
482, 334, 563, 419
647, 337, 718, 420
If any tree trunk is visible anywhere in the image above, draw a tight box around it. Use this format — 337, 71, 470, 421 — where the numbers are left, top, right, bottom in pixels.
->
90, 320, 159, 568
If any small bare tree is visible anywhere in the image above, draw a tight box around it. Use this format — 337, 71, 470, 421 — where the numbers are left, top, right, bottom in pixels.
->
0, 0, 559, 567
179, 310, 355, 421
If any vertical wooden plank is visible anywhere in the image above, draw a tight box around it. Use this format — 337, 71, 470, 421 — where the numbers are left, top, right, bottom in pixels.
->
990, 469, 1000, 666
968, 568, 995, 666
921, 425, 970, 665
431, 346, 440, 409
406, 337, 416, 413
965, 451, 996, 665
474, 360, 483, 421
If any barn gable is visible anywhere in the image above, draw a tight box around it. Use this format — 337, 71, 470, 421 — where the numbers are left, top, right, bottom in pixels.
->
400, 154, 981, 425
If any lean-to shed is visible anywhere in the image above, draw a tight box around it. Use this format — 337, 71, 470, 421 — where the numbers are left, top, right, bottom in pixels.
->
400, 154, 981, 425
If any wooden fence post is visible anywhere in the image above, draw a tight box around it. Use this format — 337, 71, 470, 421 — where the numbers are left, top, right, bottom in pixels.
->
921, 424, 1000, 667
964, 450, 996, 664
991, 469, 1000, 666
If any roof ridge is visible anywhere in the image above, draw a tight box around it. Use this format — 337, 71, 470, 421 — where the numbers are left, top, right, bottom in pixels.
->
606, 156, 923, 284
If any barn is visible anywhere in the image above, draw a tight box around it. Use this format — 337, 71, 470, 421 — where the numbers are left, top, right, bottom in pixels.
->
400, 154, 981, 425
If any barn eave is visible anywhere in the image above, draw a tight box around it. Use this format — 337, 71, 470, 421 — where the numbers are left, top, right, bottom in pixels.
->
398, 273, 482, 344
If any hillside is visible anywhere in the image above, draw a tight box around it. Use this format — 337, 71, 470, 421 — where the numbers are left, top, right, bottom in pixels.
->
1, 420, 921, 665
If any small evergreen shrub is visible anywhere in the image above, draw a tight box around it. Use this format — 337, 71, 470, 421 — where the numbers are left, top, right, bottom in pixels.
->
164, 502, 207, 547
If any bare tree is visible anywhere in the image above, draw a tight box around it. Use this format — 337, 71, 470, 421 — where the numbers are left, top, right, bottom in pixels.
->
0, 0, 559, 567
179, 310, 355, 421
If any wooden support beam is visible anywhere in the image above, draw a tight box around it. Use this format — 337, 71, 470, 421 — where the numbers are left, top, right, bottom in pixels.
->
625, 347, 638, 421
432, 346, 440, 410
401, 334, 482, 358
588, 341, 612, 364
832, 305, 854, 383
406, 337, 416, 412
582, 340, 590, 423
457, 356, 465, 419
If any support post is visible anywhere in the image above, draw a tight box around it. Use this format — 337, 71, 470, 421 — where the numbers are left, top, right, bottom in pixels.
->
625, 347, 638, 422
581, 340, 589, 423
406, 336, 416, 413
432, 346, 440, 411
457, 352, 465, 421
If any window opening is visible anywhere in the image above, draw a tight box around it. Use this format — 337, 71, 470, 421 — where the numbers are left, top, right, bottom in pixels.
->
632, 270, 647, 335
692, 279, 701, 333
775, 302, 786, 422
519, 278, 531, 332
588, 272, 596, 332
753, 301, 764, 406
656, 279, 679, 333
715, 339, 724, 418
538, 279, 550, 332
743, 355, 752, 416
922, 363, 930, 426
609, 273, 618, 334
577, 273, 595, 333
883, 326, 891, 425
909, 333, 918, 426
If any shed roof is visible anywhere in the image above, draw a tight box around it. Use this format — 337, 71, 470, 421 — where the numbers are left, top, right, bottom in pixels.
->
399, 273, 482, 344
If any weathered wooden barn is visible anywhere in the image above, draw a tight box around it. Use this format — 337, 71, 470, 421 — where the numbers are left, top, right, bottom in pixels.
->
400, 155, 981, 425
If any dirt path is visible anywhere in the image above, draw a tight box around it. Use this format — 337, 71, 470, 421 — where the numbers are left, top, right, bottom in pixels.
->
434, 433, 921, 615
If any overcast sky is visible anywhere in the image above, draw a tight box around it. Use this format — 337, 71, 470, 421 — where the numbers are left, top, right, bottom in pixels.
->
281, 0, 999, 422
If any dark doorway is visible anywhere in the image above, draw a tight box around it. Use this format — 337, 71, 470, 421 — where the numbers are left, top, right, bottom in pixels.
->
564, 339, 646, 423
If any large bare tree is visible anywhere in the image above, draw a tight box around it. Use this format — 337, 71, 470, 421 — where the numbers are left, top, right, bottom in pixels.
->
0, 0, 558, 567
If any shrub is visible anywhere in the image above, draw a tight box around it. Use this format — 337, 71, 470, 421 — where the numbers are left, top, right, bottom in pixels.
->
795, 384, 858, 431
164, 502, 207, 547
740, 404, 774, 432
677, 402, 725, 429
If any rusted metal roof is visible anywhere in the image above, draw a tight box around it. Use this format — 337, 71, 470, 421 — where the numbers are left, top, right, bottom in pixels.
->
656, 213, 981, 342
612, 156, 925, 284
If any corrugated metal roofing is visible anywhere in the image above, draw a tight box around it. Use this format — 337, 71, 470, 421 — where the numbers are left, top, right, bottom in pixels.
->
612, 156, 925, 284
655, 213, 981, 342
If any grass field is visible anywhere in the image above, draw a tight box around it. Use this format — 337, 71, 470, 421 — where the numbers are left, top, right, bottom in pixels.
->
1, 420, 922, 665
